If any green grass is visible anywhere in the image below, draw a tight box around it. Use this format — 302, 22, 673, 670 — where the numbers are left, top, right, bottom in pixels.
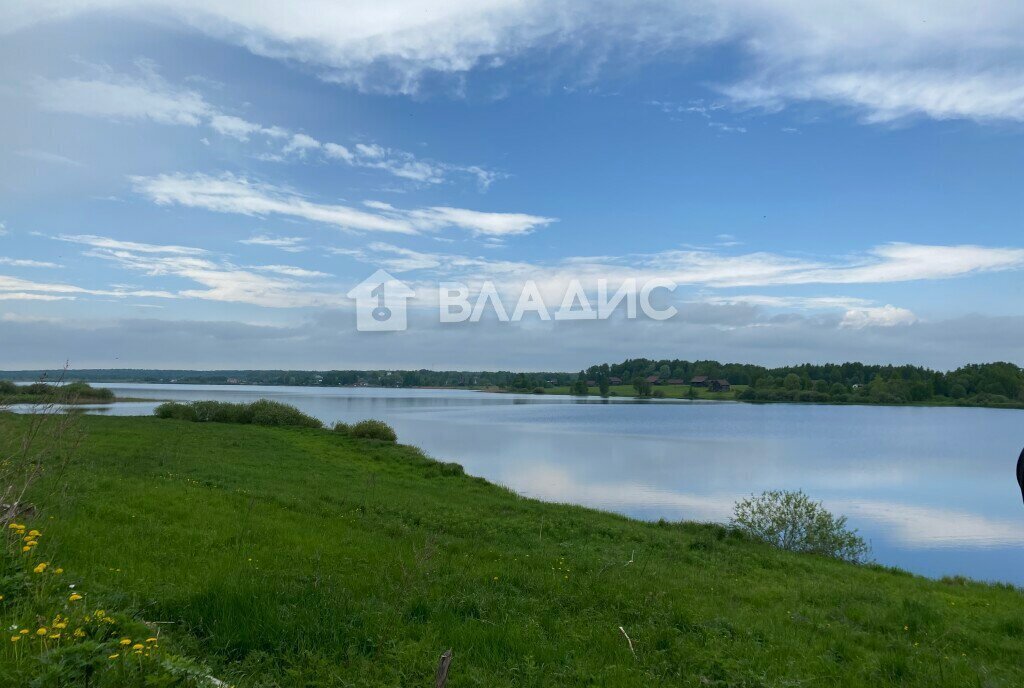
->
544, 384, 745, 400
4, 413, 1024, 686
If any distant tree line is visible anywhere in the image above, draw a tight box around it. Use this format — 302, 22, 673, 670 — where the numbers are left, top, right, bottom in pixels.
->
581, 358, 1024, 408
4, 361, 1023, 408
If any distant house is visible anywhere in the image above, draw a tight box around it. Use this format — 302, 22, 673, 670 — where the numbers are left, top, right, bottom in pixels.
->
609, 376, 622, 385
645, 375, 661, 384
586, 380, 597, 387
666, 379, 686, 385
709, 379, 731, 392
690, 376, 709, 387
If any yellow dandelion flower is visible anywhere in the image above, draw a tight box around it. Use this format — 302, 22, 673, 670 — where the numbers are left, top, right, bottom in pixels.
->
48, 633, 61, 639
73, 628, 86, 638
108, 654, 119, 660
10, 636, 20, 643
33, 563, 48, 574
54, 622, 67, 629
146, 637, 158, 643
119, 638, 132, 646
54, 568, 63, 575
21, 546, 30, 553
36, 628, 47, 636
25, 541, 37, 547
19, 629, 28, 635
28, 530, 40, 537
132, 643, 144, 650
68, 593, 83, 602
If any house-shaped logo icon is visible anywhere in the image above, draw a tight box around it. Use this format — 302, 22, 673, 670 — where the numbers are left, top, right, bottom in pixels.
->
346, 269, 415, 331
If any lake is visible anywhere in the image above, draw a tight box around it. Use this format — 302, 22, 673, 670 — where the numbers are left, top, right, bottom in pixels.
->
64, 383, 1024, 585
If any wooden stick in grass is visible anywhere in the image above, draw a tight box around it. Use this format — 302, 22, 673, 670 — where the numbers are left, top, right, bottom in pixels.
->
435, 649, 453, 687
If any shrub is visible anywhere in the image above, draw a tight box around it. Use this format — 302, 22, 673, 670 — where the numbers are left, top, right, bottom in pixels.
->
153, 400, 322, 429
731, 490, 869, 563
348, 419, 397, 442
154, 402, 198, 422
332, 421, 351, 434
248, 399, 322, 428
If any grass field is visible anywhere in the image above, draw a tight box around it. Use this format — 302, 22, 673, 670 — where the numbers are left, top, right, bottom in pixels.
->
2, 413, 1023, 686
543, 384, 745, 401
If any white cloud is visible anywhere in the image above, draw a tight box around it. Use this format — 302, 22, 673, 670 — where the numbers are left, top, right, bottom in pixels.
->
282, 133, 322, 155
133, 172, 416, 234
0, 222, 6, 236
9, 1, 1024, 123
33, 64, 212, 125
208, 114, 264, 141
239, 234, 308, 252
132, 172, 555, 236
67, 234, 343, 308
0, 292, 75, 301
840, 305, 918, 329
323, 142, 354, 163
0, 273, 175, 301
393, 205, 556, 237
57, 234, 207, 255
31, 63, 501, 187
0, 258, 62, 268
17, 150, 85, 168
252, 264, 331, 278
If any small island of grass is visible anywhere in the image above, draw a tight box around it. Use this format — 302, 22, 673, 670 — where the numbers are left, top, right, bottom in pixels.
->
0, 380, 118, 405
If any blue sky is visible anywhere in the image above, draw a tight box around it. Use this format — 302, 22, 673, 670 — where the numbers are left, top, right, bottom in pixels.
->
1, 1, 1023, 370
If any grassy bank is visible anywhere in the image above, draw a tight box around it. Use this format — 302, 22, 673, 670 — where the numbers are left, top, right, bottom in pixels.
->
2, 414, 1023, 686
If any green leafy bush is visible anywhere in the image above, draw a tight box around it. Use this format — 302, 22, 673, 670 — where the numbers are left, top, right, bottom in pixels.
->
731, 490, 869, 563
154, 402, 198, 422
347, 420, 397, 442
153, 400, 322, 429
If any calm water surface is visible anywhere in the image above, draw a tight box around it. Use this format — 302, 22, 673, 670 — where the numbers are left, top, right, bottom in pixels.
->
71, 384, 1024, 585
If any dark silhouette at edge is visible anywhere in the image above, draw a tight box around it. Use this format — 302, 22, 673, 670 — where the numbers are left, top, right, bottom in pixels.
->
1018, 447, 1024, 504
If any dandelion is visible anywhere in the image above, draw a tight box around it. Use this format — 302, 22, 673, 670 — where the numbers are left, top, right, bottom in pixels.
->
27, 530, 40, 537
54, 568, 63, 575
48, 633, 61, 639
68, 593, 83, 602
108, 654, 119, 660
33, 563, 48, 574
7, 523, 22, 530
146, 637, 158, 643
36, 628, 47, 636
21, 546, 30, 553
54, 622, 67, 629
73, 628, 86, 638
119, 638, 132, 646
19, 629, 28, 635
132, 643, 144, 650
10, 636, 19, 643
